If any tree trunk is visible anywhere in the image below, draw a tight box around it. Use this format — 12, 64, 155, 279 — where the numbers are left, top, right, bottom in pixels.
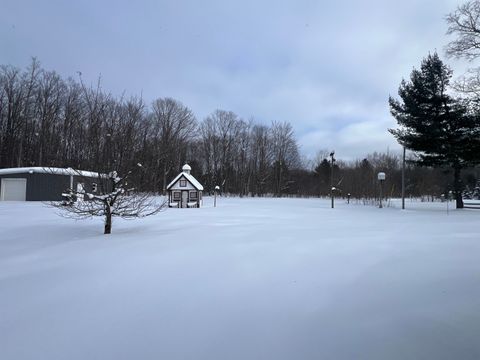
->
104, 206, 112, 234
162, 162, 167, 195
454, 166, 464, 209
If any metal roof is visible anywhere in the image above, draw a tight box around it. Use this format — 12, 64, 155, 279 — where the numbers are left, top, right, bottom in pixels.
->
0, 167, 100, 178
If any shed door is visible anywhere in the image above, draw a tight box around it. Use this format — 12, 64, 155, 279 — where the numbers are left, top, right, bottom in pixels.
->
181, 191, 188, 208
1, 178, 27, 201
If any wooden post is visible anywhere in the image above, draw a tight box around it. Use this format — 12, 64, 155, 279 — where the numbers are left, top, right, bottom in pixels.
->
214, 185, 219, 207
379, 181, 383, 208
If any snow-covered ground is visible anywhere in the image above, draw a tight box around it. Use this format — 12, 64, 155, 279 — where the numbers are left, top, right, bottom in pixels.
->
1, 197, 480, 360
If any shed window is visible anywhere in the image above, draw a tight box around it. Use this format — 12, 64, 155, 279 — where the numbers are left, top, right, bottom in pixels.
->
180, 180, 187, 187
173, 191, 181, 200
92, 183, 98, 193
190, 191, 197, 199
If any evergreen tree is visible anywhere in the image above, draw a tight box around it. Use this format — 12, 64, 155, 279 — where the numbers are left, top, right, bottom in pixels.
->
389, 53, 480, 208
314, 158, 331, 195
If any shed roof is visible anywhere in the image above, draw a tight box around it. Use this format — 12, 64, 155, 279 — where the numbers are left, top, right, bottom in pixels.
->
167, 172, 204, 191
0, 167, 100, 178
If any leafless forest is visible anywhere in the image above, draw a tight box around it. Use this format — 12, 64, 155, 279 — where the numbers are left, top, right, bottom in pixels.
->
0, 59, 476, 198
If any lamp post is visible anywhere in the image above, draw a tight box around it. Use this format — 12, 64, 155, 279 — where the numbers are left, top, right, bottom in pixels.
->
214, 185, 220, 207
378, 172, 386, 208
401, 146, 406, 210
330, 151, 335, 209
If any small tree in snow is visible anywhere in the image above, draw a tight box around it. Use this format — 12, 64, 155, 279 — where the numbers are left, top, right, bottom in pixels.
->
53, 165, 165, 234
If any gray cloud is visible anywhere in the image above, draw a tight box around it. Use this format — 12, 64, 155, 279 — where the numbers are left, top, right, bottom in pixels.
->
0, 0, 466, 160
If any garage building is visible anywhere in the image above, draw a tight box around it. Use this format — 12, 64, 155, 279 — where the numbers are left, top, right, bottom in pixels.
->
0, 167, 100, 201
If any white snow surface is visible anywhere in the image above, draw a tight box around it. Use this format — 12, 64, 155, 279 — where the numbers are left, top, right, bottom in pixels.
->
1, 198, 480, 360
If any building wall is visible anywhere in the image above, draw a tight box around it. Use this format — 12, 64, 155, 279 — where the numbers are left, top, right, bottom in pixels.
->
169, 176, 196, 191
30, 173, 71, 201
169, 189, 202, 207
0, 172, 101, 201
72, 175, 103, 199
168, 174, 203, 208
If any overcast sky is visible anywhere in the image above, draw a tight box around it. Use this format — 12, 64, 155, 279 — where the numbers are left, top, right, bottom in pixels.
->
0, 0, 466, 160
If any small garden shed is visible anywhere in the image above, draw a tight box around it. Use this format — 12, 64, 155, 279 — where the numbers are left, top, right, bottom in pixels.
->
0, 167, 100, 201
167, 164, 203, 208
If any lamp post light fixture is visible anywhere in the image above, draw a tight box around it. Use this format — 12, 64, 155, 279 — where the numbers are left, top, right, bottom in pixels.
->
378, 172, 386, 208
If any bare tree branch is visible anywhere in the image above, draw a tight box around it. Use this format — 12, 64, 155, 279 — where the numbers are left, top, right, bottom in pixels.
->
49, 166, 166, 234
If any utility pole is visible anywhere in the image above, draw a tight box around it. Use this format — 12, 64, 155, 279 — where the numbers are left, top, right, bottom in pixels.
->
330, 151, 335, 209
401, 146, 406, 210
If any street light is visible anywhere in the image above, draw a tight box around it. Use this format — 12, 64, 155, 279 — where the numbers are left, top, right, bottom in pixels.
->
378, 172, 386, 208
401, 146, 406, 210
330, 151, 335, 209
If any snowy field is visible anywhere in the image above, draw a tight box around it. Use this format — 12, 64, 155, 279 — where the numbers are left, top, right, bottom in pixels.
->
1, 197, 480, 360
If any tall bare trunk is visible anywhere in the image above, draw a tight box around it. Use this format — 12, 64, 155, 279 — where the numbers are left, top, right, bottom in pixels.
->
162, 162, 167, 195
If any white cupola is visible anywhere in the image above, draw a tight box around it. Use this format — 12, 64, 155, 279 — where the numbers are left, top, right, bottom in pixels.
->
182, 163, 192, 174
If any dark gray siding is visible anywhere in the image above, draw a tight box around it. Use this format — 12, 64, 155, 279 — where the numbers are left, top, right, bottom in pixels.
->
0, 172, 100, 201
29, 173, 71, 201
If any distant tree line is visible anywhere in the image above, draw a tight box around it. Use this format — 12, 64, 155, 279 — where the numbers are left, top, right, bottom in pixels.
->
1, 59, 478, 200
0, 59, 302, 196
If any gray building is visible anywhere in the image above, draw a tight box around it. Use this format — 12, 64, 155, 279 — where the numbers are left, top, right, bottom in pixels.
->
0, 167, 100, 201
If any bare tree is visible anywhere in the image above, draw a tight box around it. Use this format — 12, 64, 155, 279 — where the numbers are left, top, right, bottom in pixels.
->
199, 115, 220, 191
270, 121, 300, 196
199, 110, 243, 193
0, 65, 24, 168
151, 98, 197, 193
52, 165, 166, 234
446, 1, 480, 96
446, 1, 480, 60
250, 124, 273, 196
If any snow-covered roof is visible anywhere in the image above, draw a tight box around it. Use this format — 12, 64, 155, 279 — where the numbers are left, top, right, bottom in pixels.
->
0, 167, 100, 178
167, 171, 204, 191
